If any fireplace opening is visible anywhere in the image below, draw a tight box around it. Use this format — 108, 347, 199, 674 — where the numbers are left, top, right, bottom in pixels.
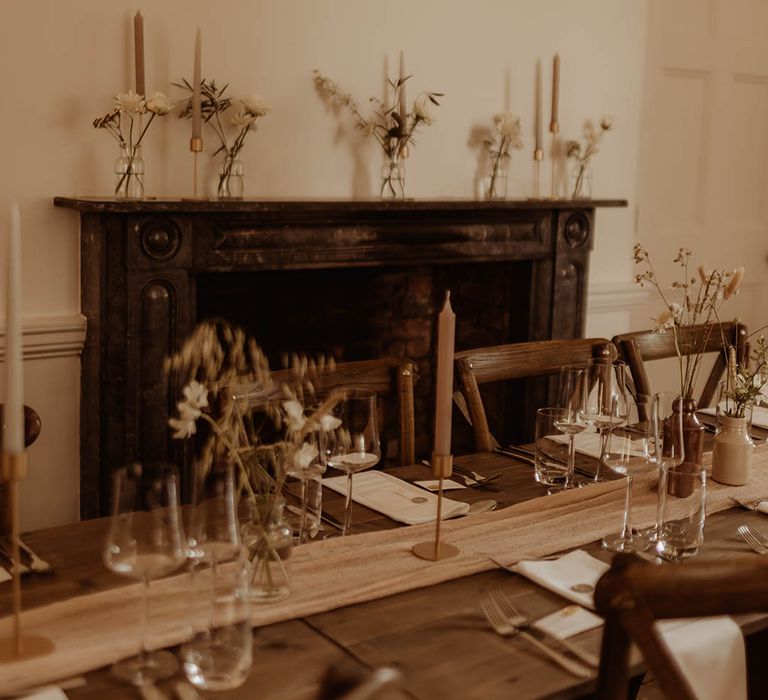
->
195, 261, 533, 456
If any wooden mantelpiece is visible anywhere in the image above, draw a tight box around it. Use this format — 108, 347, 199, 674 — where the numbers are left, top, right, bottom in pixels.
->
54, 197, 626, 519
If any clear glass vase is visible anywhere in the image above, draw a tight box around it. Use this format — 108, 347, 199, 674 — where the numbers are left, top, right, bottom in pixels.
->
217, 156, 244, 200
380, 154, 406, 200
484, 161, 507, 200
114, 146, 145, 200
241, 497, 292, 603
570, 161, 592, 200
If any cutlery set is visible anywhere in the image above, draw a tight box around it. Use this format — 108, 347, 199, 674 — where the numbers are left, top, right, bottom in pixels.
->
0, 537, 52, 576
480, 589, 596, 678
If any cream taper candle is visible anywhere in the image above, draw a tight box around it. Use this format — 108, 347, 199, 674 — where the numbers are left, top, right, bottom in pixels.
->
550, 53, 560, 132
535, 59, 543, 153
434, 291, 455, 456
5, 203, 23, 454
192, 27, 202, 142
399, 50, 408, 127
134, 11, 145, 97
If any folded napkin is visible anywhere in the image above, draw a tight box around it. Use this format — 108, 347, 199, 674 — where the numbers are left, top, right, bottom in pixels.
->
700, 404, 768, 429
508, 550, 747, 700
322, 471, 470, 524
414, 479, 466, 492
551, 430, 646, 460
535, 605, 603, 639
19, 688, 68, 700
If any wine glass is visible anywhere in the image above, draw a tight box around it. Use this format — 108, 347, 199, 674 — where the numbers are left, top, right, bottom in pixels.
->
557, 365, 589, 488
103, 463, 187, 685
601, 395, 656, 552
327, 390, 381, 535
583, 359, 629, 481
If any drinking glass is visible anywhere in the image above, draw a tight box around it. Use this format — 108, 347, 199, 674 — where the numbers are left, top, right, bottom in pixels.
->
534, 408, 575, 487
655, 464, 707, 560
182, 557, 252, 691
557, 365, 589, 486
583, 359, 629, 481
103, 463, 187, 685
286, 427, 327, 543
327, 391, 381, 535
601, 395, 656, 552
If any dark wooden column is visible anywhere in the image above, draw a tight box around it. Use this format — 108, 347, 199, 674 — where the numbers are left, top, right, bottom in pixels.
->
55, 198, 626, 518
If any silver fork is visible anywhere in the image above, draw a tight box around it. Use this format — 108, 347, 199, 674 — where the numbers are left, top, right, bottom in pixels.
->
737, 524, 768, 554
480, 592, 592, 678
491, 590, 600, 668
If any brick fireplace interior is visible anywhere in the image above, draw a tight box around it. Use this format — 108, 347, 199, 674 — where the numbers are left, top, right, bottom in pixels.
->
196, 260, 533, 456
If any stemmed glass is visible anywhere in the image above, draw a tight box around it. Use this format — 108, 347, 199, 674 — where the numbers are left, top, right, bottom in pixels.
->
103, 463, 187, 685
557, 365, 589, 488
601, 395, 656, 552
327, 390, 381, 536
583, 359, 629, 481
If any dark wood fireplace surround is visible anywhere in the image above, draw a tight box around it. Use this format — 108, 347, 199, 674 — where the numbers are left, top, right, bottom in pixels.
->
54, 198, 625, 519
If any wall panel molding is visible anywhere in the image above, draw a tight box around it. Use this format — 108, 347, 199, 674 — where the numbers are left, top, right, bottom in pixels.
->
587, 282, 649, 314
0, 313, 86, 360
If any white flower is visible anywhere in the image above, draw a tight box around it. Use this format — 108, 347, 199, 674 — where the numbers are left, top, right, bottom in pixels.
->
283, 399, 306, 432
653, 303, 681, 333
242, 94, 271, 118
115, 90, 146, 115
231, 111, 257, 130
724, 267, 745, 300
183, 381, 209, 411
412, 99, 434, 126
494, 112, 523, 148
293, 442, 319, 471
146, 92, 174, 116
319, 413, 342, 431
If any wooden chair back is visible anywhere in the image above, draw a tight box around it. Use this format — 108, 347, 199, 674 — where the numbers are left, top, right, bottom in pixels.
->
0, 404, 42, 533
234, 358, 416, 466
611, 322, 748, 407
454, 339, 616, 452
595, 553, 768, 699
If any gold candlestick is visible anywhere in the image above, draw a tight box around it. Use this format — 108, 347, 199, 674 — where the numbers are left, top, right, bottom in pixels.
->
190, 137, 203, 200
533, 148, 543, 199
412, 453, 460, 561
549, 126, 559, 199
0, 452, 53, 662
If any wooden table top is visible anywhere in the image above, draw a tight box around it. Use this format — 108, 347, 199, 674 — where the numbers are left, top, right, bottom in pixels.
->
4, 451, 767, 700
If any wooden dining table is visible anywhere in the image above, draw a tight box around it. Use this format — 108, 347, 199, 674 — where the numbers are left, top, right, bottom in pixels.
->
2, 451, 768, 700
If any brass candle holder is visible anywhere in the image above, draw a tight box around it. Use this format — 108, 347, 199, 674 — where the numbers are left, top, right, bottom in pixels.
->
412, 453, 459, 561
549, 122, 559, 199
0, 452, 53, 662
533, 148, 543, 199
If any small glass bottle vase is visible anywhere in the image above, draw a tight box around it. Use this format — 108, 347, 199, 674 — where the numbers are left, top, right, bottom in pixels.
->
241, 497, 292, 603
217, 156, 244, 200
570, 161, 592, 200
484, 162, 507, 201
114, 146, 145, 200
380, 154, 406, 200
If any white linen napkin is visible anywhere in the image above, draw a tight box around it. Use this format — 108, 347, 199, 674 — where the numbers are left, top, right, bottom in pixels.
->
414, 479, 466, 492
507, 550, 747, 700
535, 605, 603, 639
322, 471, 470, 524
550, 430, 646, 460
19, 688, 68, 700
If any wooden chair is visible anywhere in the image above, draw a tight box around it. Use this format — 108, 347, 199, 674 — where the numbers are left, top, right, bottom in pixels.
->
454, 338, 616, 452
0, 404, 42, 534
234, 358, 416, 466
595, 553, 768, 700
611, 322, 748, 407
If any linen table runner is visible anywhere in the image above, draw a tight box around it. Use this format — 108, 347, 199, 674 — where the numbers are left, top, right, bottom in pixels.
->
1, 449, 767, 692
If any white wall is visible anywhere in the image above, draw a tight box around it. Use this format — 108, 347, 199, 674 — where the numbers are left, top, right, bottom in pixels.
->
0, 0, 648, 528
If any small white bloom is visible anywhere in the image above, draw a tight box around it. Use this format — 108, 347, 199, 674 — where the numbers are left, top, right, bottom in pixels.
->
168, 414, 197, 439
232, 111, 257, 129
146, 92, 174, 116
293, 442, 320, 471
493, 112, 523, 148
319, 414, 342, 431
115, 90, 146, 115
653, 303, 681, 333
412, 99, 434, 126
241, 94, 271, 118
183, 381, 209, 411
283, 399, 306, 432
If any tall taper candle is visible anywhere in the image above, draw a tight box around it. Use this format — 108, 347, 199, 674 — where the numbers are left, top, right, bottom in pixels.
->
535, 59, 543, 153
399, 50, 407, 127
550, 53, 560, 132
434, 291, 455, 457
134, 11, 145, 97
5, 203, 23, 454
192, 27, 202, 141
